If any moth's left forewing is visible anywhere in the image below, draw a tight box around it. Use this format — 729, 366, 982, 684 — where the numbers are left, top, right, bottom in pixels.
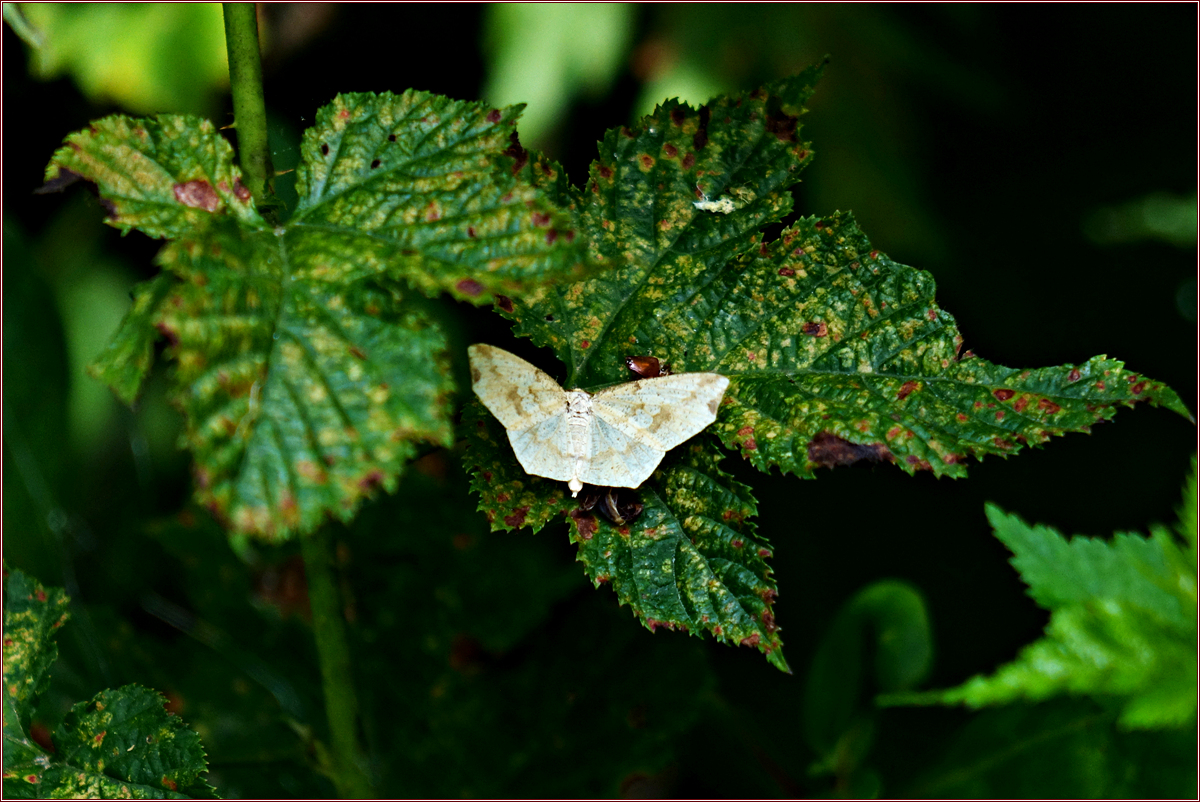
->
591, 373, 730, 452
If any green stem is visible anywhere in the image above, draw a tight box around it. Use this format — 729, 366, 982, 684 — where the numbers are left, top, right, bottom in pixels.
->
300, 526, 374, 798
221, 3, 274, 214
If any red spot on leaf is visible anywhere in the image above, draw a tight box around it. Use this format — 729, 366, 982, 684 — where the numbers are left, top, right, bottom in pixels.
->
762, 612, 778, 632
1096, 381, 1106, 391
503, 132, 528, 174
993, 389, 1015, 401
545, 228, 558, 244
993, 437, 1012, 449
486, 109, 502, 123
36, 589, 46, 602
1037, 398, 1062, 413
338, 109, 350, 119
233, 180, 251, 201
757, 548, 771, 558
995, 410, 1005, 421
736, 426, 754, 436
495, 492, 510, 503
580, 340, 590, 349
162, 777, 178, 791
598, 164, 613, 179
358, 470, 385, 491
532, 211, 551, 227
1068, 368, 1081, 382
494, 295, 514, 313
1131, 381, 1146, 395
173, 180, 219, 212
663, 143, 678, 158
503, 507, 529, 528
802, 321, 828, 337
640, 154, 654, 169
731, 539, 743, 548
956, 413, 969, 422
93, 730, 106, 744
896, 381, 919, 401
778, 266, 795, 276
682, 152, 695, 170
741, 633, 762, 647
467, 226, 476, 238
742, 438, 758, 451
457, 279, 484, 297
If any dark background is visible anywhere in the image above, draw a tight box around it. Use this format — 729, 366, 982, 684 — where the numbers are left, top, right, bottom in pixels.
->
4, 4, 1196, 798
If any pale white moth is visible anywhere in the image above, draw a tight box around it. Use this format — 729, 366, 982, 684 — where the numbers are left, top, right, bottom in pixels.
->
469, 344, 730, 496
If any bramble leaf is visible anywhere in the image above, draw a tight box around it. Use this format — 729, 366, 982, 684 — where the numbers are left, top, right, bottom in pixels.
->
2, 568, 216, 799
466, 405, 786, 670
50, 89, 590, 539
469, 64, 1188, 669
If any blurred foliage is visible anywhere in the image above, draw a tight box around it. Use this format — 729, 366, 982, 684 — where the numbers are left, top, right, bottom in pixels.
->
483, 3, 634, 150
14, 2, 228, 115
3, 3, 1196, 798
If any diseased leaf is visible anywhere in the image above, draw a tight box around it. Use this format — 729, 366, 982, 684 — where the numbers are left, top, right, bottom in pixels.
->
87, 273, 176, 404
3, 567, 69, 794
290, 91, 588, 304
45, 685, 217, 799
50, 90, 592, 540
45, 114, 264, 239
467, 401, 786, 669
2, 569, 216, 799
502, 67, 823, 388
884, 500, 1197, 730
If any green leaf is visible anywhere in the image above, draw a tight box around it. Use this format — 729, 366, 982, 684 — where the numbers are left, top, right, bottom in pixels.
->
902, 699, 1196, 798
87, 273, 176, 405
45, 114, 265, 240
289, 91, 589, 304
50, 90, 590, 540
17, 3, 227, 115
886, 502, 1197, 730
804, 580, 932, 772
45, 685, 216, 799
3, 568, 216, 799
466, 404, 787, 670
2, 567, 69, 790
502, 66, 824, 388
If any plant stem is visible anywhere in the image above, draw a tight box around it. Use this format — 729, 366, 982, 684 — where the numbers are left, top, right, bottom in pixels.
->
221, 3, 274, 214
300, 526, 374, 799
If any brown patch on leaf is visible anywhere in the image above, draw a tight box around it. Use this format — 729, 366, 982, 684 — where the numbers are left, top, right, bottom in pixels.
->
808, 431, 893, 468
494, 295, 514, 313
1037, 398, 1062, 413
993, 388, 1015, 401
569, 508, 598, 540
765, 107, 798, 142
801, 321, 828, 337
34, 168, 83, 194
503, 132, 528, 174
896, 381, 919, 401
173, 180, 220, 212
503, 507, 529, 529
456, 278, 484, 296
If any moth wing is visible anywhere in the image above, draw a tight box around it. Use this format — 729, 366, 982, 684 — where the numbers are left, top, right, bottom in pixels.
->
579, 413, 666, 490
507, 410, 576, 483
591, 373, 730, 452
469, 344, 566, 431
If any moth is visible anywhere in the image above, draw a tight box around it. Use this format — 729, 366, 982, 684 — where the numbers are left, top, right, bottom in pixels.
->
469, 344, 729, 496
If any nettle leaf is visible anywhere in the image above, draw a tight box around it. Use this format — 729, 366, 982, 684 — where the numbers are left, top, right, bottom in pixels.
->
889, 503, 1197, 730
48, 89, 588, 539
3, 569, 216, 799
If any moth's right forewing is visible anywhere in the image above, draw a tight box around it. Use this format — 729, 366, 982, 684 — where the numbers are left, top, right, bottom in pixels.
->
468, 344, 567, 431
592, 373, 730, 451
